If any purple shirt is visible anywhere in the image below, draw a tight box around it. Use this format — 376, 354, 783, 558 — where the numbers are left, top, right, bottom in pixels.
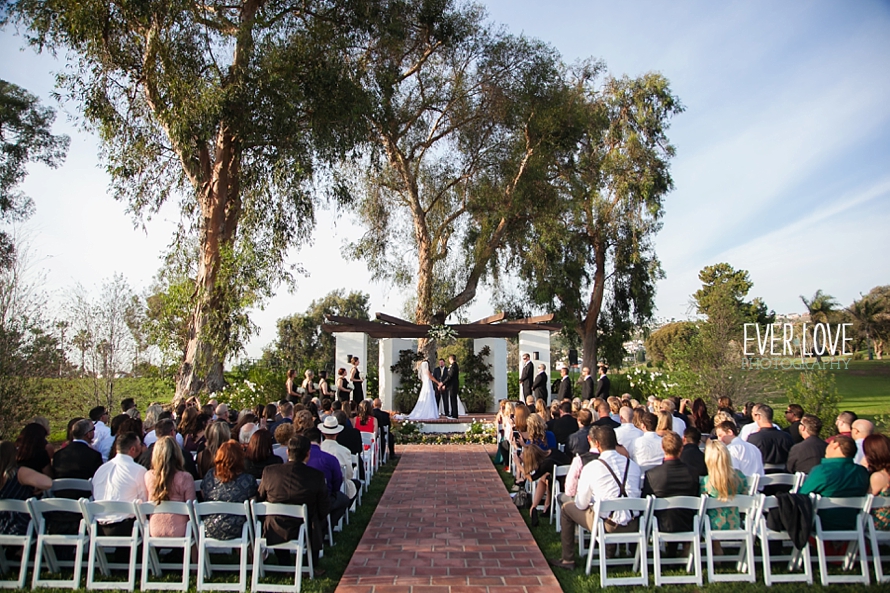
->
307, 443, 343, 497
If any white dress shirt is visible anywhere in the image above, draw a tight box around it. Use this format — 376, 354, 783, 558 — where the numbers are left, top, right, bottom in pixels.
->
726, 436, 765, 477
615, 423, 644, 452
143, 430, 184, 448
739, 421, 779, 442
92, 454, 148, 523
91, 420, 113, 462
628, 431, 664, 471
574, 450, 642, 525
854, 438, 865, 465
564, 447, 599, 497
671, 415, 687, 436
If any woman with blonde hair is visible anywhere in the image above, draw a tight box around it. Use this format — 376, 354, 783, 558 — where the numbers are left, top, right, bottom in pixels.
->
656, 411, 674, 437
701, 439, 748, 530
301, 369, 317, 402
143, 437, 196, 538
535, 399, 551, 423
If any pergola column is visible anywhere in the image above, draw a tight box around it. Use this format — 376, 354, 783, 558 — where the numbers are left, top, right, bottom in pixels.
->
474, 338, 507, 412
378, 338, 416, 411
334, 332, 367, 386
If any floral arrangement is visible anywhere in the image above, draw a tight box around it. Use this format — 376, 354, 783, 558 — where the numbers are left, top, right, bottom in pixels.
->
627, 366, 677, 399
391, 419, 496, 445
427, 324, 458, 343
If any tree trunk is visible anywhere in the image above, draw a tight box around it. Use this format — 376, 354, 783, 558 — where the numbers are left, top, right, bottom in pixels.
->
174, 127, 241, 404
577, 228, 606, 371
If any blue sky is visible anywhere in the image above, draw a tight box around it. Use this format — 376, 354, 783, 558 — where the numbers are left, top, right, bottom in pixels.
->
2, 0, 889, 358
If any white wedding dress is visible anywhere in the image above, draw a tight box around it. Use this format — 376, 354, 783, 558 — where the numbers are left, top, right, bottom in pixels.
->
406, 361, 441, 420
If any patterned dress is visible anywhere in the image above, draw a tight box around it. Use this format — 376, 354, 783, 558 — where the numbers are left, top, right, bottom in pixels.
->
873, 483, 890, 531
200, 469, 258, 540
0, 470, 32, 535
701, 470, 748, 530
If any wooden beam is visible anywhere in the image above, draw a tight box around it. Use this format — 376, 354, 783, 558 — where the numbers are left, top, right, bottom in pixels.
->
374, 312, 417, 326
502, 314, 556, 325
469, 312, 507, 325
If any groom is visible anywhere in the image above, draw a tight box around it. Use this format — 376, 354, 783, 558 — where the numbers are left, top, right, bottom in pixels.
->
442, 354, 460, 419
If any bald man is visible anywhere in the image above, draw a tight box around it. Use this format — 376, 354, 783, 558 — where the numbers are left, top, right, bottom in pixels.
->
851, 419, 875, 465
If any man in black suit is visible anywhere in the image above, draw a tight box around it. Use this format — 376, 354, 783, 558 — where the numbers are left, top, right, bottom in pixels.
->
642, 432, 700, 556
783, 404, 804, 444
372, 398, 395, 458
432, 358, 446, 408
110, 398, 136, 436
52, 418, 103, 502
592, 401, 620, 429
786, 414, 828, 474
594, 364, 610, 400
580, 367, 595, 400
519, 353, 534, 398
532, 364, 549, 400
442, 355, 460, 419
566, 409, 593, 457
680, 427, 707, 477
136, 418, 199, 479
556, 367, 572, 401
551, 401, 579, 445
747, 404, 794, 474
257, 435, 330, 575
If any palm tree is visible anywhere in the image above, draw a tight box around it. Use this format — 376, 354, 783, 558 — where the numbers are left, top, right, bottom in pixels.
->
800, 290, 839, 362
849, 295, 886, 360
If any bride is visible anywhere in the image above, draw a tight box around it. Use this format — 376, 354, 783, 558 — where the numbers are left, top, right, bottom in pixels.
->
406, 361, 440, 420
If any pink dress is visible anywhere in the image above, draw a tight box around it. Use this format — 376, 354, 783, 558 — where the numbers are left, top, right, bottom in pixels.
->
143, 470, 196, 537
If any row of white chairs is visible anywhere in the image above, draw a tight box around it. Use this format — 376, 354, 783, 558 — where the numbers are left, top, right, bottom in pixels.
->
0, 442, 383, 593
0, 497, 324, 592
560, 492, 890, 588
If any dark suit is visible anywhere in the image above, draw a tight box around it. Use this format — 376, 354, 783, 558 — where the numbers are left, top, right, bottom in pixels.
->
785, 421, 803, 444
532, 372, 548, 400
557, 376, 572, 400
748, 427, 794, 472
551, 414, 579, 445
50, 441, 104, 534
257, 461, 330, 566
443, 361, 460, 418
642, 459, 700, 555
519, 361, 533, 397
581, 375, 595, 400
137, 442, 199, 480
594, 374, 610, 400
432, 366, 445, 406
680, 443, 707, 477
372, 408, 395, 456
566, 426, 591, 457
593, 416, 620, 429
786, 436, 828, 474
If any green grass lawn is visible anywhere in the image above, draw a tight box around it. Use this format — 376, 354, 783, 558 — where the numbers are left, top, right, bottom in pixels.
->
494, 459, 889, 593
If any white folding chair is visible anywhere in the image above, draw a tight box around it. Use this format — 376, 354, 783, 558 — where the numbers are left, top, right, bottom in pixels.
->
351, 454, 366, 501
47, 479, 93, 500
649, 495, 703, 586
360, 432, 378, 475
812, 495, 870, 585
194, 501, 252, 592
702, 494, 759, 583
756, 495, 813, 585
746, 474, 761, 496
80, 500, 142, 590
585, 497, 651, 587
28, 497, 87, 589
381, 426, 390, 464
138, 501, 196, 591
757, 473, 799, 493
866, 495, 890, 583
0, 499, 35, 589
551, 465, 570, 530
250, 501, 312, 593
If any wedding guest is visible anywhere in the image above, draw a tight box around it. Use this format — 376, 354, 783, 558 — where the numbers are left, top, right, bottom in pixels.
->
15, 423, 52, 477
92, 433, 148, 537
786, 414, 828, 474
90, 406, 114, 461
52, 419, 103, 494
144, 437, 196, 547
615, 407, 644, 452
354, 400, 378, 435
691, 398, 713, 434
826, 411, 856, 444
200, 441, 258, 540
196, 421, 231, 479
273, 423, 296, 463
701, 440, 748, 536
799, 435, 869, 530
863, 434, 890, 530
0, 441, 52, 535
244, 429, 283, 479
182, 413, 210, 454
783, 404, 805, 444
681, 427, 707, 477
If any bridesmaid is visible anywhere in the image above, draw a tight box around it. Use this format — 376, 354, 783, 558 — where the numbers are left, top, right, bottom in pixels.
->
348, 357, 364, 404
285, 369, 300, 403
336, 368, 351, 402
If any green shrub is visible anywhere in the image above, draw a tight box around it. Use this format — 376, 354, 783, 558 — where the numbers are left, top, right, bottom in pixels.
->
391, 349, 424, 414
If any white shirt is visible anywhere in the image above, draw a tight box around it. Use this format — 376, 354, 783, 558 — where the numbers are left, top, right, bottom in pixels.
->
615, 423, 644, 452
726, 436, 765, 477
739, 421, 779, 442
91, 420, 113, 461
671, 415, 687, 436
628, 431, 664, 471
92, 454, 148, 524
144, 430, 184, 448
321, 438, 355, 481
564, 447, 598, 497
854, 438, 865, 465
574, 450, 642, 525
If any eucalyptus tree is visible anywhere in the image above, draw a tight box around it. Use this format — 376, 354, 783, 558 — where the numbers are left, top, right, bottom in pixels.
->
340, 0, 572, 354
6, 0, 367, 401
509, 65, 683, 369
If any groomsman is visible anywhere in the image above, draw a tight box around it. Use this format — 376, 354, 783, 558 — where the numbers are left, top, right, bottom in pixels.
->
519, 353, 534, 398
432, 358, 446, 407
580, 367, 595, 400
594, 364, 611, 400
532, 364, 549, 400
557, 366, 572, 400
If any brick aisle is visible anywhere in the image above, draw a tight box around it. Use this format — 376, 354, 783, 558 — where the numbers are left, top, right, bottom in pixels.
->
335, 444, 562, 593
